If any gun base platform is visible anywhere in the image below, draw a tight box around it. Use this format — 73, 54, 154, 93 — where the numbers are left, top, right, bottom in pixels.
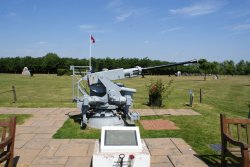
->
88, 116, 125, 129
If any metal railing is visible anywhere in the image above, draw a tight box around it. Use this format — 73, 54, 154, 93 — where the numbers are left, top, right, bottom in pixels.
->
70, 66, 90, 101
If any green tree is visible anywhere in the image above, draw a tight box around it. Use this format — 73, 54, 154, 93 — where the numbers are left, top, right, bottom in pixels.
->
210, 61, 220, 75
198, 59, 210, 80
222, 60, 235, 75
246, 61, 250, 75
41, 53, 60, 74
236, 60, 247, 75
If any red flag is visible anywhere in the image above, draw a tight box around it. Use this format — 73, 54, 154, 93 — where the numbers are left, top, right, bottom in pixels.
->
91, 35, 95, 43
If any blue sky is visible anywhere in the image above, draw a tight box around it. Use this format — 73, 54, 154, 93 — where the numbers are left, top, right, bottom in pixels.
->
0, 0, 250, 62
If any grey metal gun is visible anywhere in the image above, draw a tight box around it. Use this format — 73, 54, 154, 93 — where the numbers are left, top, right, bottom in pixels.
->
77, 59, 197, 129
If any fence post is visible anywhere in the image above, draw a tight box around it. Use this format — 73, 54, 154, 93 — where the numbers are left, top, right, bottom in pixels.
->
200, 88, 202, 103
189, 90, 194, 107
12, 86, 17, 103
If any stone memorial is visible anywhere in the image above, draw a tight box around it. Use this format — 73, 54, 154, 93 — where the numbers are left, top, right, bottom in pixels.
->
93, 126, 150, 167
21, 67, 31, 76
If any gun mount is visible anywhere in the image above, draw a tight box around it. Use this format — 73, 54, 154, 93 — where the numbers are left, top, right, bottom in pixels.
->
73, 59, 197, 129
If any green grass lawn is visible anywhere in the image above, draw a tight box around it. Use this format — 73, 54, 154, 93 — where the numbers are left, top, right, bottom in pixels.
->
1, 73, 250, 164
0, 74, 74, 107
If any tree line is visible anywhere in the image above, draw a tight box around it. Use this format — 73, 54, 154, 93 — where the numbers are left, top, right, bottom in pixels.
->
0, 53, 249, 75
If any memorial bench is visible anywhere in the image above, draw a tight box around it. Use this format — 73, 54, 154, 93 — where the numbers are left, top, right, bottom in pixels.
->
220, 114, 250, 167
0, 117, 16, 167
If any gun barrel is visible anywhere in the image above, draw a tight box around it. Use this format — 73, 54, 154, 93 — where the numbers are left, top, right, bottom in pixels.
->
142, 59, 197, 71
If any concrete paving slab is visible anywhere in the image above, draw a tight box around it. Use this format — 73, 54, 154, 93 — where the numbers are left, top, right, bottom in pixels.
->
47, 116, 66, 120
166, 109, 177, 115
47, 139, 70, 146
21, 120, 35, 126
133, 108, 200, 116
150, 155, 171, 163
151, 162, 174, 167
30, 165, 64, 167
33, 127, 59, 134
176, 109, 201, 115
31, 115, 49, 120
140, 119, 179, 130
171, 110, 187, 115
16, 126, 37, 134
15, 149, 41, 164
31, 120, 56, 127
15, 134, 35, 149
170, 138, 196, 154
15, 139, 28, 149
55, 144, 90, 156
52, 120, 66, 128
22, 138, 50, 150
154, 109, 171, 115
32, 156, 68, 165
168, 154, 208, 167
39, 144, 60, 157
144, 138, 173, 149
171, 138, 188, 145
134, 109, 156, 116
87, 143, 95, 156
177, 144, 196, 155
69, 139, 96, 144
65, 156, 92, 167
16, 164, 29, 167
150, 147, 182, 156
15, 134, 35, 140
33, 134, 52, 139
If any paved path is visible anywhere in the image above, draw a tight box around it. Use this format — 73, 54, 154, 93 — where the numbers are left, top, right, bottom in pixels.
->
134, 108, 201, 116
0, 108, 206, 167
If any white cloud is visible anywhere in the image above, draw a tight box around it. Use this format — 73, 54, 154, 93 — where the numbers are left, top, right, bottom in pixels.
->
226, 10, 250, 19
158, 16, 174, 21
115, 8, 151, 22
160, 27, 183, 34
167, 27, 183, 32
107, 1, 150, 22
107, 0, 122, 9
224, 21, 250, 36
79, 24, 96, 30
116, 11, 134, 22
169, 2, 221, 17
78, 24, 111, 33
231, 23, 250, 31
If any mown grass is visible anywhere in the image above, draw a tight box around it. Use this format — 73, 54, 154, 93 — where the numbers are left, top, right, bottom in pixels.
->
53, 116, 101, 139
1, 73, 250, 164
0, 74, 74, 107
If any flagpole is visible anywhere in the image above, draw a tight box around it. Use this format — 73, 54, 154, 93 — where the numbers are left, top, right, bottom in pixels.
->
89, 34, 92, 72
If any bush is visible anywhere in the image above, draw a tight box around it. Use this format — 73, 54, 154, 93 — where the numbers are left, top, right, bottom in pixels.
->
57, 69, 68, 76
147, 79, 166, 107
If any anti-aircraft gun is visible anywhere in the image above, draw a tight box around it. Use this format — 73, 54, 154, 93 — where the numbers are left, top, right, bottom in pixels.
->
76, 59, 197, 129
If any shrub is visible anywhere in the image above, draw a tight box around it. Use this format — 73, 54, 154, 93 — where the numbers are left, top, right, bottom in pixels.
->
57, 68, 68, 76
147, 79, 166, 107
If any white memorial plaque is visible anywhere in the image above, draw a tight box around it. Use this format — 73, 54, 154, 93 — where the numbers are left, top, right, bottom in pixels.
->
101, 126, 142, 152
93, 126, 150, 167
